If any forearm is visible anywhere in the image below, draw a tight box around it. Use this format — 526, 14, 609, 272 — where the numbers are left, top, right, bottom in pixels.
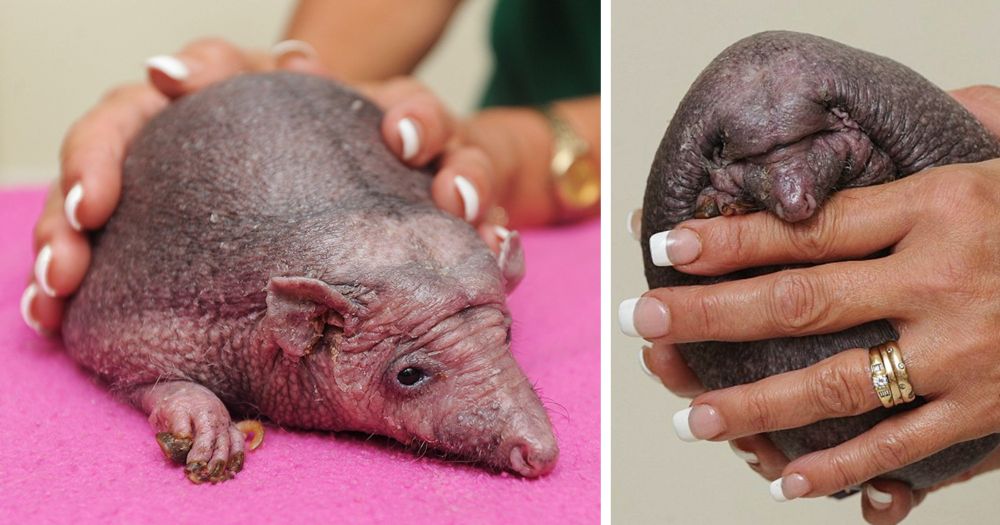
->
462, 95, 600, 226
283, 0, 461, 82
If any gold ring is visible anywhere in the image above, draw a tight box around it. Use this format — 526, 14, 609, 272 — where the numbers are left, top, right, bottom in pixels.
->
877, 344, 903, 406
868, 346, 894, 409
883, 341, 916, 403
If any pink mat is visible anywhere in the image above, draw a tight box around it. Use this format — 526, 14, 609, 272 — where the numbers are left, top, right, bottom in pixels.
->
0, 188, 599, 524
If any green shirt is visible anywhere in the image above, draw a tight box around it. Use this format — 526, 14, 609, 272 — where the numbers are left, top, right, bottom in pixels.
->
481, 0, 600, 107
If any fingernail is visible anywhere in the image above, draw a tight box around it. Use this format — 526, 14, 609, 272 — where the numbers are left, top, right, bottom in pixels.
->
398, 117, 420, 161
865, 484, 893, 510
270, 39, 318, 60
145, 55, 189, 81
672, 405, 723, 442
494, 225, 511, 241
626, 208, 642, 241
617, 296, 670, 338
649, 228, 701, 267
64, 182, 84, 232
454, 176, 479, 222
729, 441, 759, 464
638, 346, 658, 380
34, 245, 56, 297
20, 284, 42, 334
771, 474, 811, 502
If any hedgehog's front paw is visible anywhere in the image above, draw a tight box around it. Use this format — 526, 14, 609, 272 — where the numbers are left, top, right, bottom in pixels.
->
141, 381, 254, 484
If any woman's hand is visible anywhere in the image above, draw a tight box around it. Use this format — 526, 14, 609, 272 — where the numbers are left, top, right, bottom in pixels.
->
626, 85, 1000, 522
22, 38, 501, 333
634, 155, 1000, 497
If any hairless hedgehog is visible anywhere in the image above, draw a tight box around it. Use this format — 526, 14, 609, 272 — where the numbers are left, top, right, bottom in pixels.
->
62, 72, 556, 484
642, 31, 1000, 491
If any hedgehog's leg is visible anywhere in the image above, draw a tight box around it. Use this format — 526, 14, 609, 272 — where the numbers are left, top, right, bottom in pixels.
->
136, 381, 255, 484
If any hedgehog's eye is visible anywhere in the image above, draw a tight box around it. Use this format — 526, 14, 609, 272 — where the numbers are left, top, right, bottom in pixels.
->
396, 367, 426, 387
505, 326, 512, 345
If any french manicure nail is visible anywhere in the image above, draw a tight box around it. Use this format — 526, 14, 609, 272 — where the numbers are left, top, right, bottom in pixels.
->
672, 405, 723, 442
617, 296, 670, 338
494, 225, 511, 241
270, 39, 318, 59
638, 346, 657, 380
34, 245, 56, 297
145, 55, 190, 81
398, 117, 420, 160
865, 484, 893, 510
771, 473, 811, 502
649, 228, 701, 267
20, 284, 42, 334
626, 208, 642, 241
64, 182, 84, 232
729, 441, 759, 464
454, 176, 479, 222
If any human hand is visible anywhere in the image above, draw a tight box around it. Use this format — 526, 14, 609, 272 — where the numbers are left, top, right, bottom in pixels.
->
629, 155, 1000, 498
624, 85, 1000, 518
22, 38, 505, 334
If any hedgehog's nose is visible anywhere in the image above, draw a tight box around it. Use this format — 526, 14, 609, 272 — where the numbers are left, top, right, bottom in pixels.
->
505, 436, 559, 478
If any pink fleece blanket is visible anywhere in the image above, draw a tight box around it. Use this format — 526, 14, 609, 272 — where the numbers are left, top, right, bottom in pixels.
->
0, 188, 599, 524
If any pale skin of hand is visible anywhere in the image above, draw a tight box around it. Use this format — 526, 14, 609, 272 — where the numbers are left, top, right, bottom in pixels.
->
636, 85, 1000, 524
23, 0, 600, 333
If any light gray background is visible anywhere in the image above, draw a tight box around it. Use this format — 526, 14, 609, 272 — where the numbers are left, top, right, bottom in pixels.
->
612, 1, 1000, 523
0, 0, 495, 186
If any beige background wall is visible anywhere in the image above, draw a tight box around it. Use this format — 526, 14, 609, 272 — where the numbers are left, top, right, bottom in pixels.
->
0, 0, 494, 186
612, 1, 1000, 524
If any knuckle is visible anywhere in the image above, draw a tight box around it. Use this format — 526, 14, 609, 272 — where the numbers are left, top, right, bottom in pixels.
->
826, 453, 862, 490
789, 207, 838, 259
385, 75, 426, 95
689, 290, 725, 340
812, 363, 866, 416
101, 84, 136, 103
188, 37, 237, 58
741, 388, 777, 432
868, 433, 912, 474
705, 219, 754, 269
959, 84, 1000, 101
767, 271, 827, 334
924, 168, 991, 212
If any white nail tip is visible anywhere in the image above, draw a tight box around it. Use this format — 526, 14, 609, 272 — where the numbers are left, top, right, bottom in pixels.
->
20, 284, 42, 334
145, 55, 189, 81
649, 230, 674, 267
626, 208, 641, 241
728, 442, 760, 464
638, 347, 655, 378
398, 118, 420, 160
454, 176, 479, 222
64, 183, 84, 232
865, 484, 893, 507
617, 298, 639, 337
672, 407, 698, 442
270, 39, 318, 59
494, 225, 511, 241
34, 245, 56, 297
770, 479, 789, 502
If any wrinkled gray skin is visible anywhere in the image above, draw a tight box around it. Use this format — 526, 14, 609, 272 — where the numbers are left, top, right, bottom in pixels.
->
63, 72, 556, 483
642, 31, 1000, 492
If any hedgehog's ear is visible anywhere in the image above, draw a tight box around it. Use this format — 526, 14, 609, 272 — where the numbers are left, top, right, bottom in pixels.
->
497, 229, 525, 293
264, 276, 353, 359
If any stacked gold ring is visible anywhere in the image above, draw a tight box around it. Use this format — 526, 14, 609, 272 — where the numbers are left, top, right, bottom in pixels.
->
868, 341, 916, 408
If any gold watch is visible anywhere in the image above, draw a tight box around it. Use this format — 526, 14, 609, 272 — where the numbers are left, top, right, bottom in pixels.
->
540, 106, 600, 216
